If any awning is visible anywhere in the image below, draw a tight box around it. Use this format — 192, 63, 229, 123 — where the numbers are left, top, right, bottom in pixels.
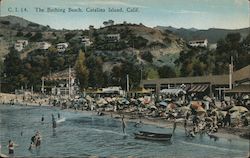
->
160, 88, 186, 95
183, 85, 191, 91
189, 84, 209, 92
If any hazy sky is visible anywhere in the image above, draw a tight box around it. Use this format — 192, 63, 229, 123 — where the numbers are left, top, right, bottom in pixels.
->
1, 0, 249, 30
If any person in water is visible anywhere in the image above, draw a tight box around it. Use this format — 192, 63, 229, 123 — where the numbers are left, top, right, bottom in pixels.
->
41, 115, 44, 122
8, 140, 18, 154
51, 114, 57, 128
172, 117, 177, 134
52, 114, 55, 121
121, 115, 126, 134
29, 131, 42, 149
58, 113, 60, 119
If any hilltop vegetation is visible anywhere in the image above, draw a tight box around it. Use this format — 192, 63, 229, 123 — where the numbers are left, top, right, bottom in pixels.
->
0, 16, 249, 92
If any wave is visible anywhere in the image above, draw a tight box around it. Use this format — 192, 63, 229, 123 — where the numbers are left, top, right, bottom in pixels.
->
179, 140, 243, 153
81, 127, 127, 136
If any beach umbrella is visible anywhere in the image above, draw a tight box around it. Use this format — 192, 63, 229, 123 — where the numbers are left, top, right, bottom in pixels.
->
179, 106, 190, 112
196, 107, 206, 115
167, 103, 177, 109
243, 95, 249, 100
218, 111, 227, 117
205, 117, 213, 122
191, 101, 201, 110
106, 97, 113, 103
149, 105, 157, 110
143, 98, 151, 104
159, 101, 167, 107
229, 106, 248, 113
164, 98, 172, 102
231, 111, 241, 119
138, 97, 144, 102
86, 95, 93, 101
203, 96, 212, 102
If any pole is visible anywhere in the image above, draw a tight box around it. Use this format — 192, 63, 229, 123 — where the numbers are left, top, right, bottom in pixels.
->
126, 74, 129, 92
41, 77, 44, 94
0, 0, 2, 17
229, 56, 233, 90
249, 0, 250, 35
68, 66, 71, 98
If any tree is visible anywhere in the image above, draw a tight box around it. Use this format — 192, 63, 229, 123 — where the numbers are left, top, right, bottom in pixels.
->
16, 31, 24, 37
4, 49, 24, 91
86, 55, 104, 87
30, 32, 43, 42
74, 50, 89, 90
141, 51, 153, 63
158, 65, 176, 78
146, 67, 159, 79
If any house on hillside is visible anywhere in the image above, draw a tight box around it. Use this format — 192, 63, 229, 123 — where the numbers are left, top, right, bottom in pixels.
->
38, 42, 51, 50
57, 43, 69, 52
89, 25, 94, 30
81, 36, 92, 46
14, 40, 28, 52
103, 20, 114, 27
105, 34, 120, 42
188, 39, 208, 47
208, 43, 217, 50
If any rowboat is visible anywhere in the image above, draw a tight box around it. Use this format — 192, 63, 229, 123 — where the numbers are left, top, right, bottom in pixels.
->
134, 131, 172, 141
56, 117, 66, 123
0, 153, 8, 158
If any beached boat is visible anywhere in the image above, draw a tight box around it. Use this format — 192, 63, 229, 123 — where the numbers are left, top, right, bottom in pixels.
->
134, 131, 172, 141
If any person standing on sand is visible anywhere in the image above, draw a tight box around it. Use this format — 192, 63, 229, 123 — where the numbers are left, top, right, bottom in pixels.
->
121, 115, 126, 134
224, 112, 231, 127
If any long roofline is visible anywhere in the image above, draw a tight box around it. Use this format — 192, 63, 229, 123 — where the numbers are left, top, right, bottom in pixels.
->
142, 65, 250, 85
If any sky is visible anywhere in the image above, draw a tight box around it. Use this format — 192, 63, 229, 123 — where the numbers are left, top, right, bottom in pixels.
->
0, 0, 249, 30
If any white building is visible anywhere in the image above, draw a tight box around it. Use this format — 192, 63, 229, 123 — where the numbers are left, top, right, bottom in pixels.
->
81, 36, 92, 46
103, 20, 114, 27
208, 43, 217, 50
106, 34, 120, 42
38, 42, 51, 50
57, 43, 69, 52
102, 86, 125, 96
14, 40, 29, 52
188, 39, 208, 47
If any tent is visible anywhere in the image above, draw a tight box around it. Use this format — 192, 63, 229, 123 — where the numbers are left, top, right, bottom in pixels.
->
191, 101, 202, 110
229, 106, 248, 113
160, 89, 186, 95
159, 101, 167, 107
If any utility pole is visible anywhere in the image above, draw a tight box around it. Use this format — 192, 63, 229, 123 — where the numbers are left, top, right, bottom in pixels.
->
126, 74, 129, 92
249, 0, 250, 35
0, 0, 2, 17
68, 66, 71, 98
41, 77, 44, 94
229, 56, 233, 90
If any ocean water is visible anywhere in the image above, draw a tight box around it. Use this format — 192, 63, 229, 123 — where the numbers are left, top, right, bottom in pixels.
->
0, 104, 249, 157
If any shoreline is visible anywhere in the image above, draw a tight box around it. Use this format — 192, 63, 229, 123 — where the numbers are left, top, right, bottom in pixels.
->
1, 103, 248, 141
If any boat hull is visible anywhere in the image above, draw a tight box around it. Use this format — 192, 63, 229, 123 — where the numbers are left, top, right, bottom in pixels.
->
134, 131, 172, 141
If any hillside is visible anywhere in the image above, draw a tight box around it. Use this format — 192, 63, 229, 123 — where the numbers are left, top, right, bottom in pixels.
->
155, 26, 249, 43
0, 16, 188, 68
